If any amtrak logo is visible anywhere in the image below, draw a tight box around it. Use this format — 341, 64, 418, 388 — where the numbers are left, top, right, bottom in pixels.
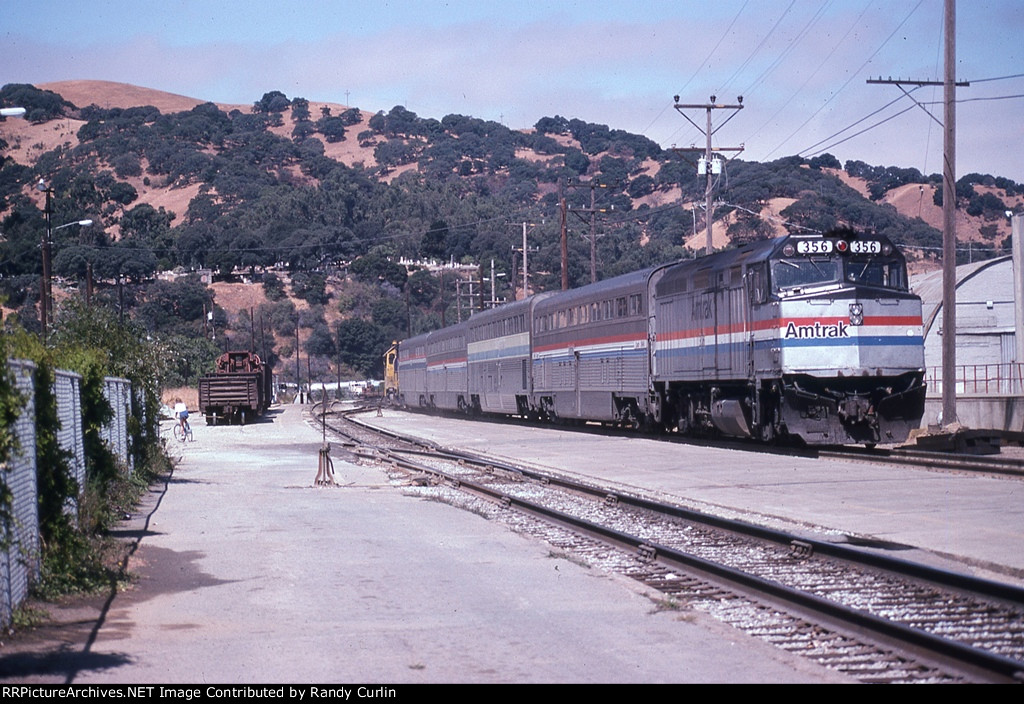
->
784, 320, 850, 339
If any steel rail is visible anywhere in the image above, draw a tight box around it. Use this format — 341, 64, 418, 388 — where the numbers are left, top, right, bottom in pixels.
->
371, 403, 1024, 478
333, 410, 1024, 681
381, 441, 1024, 606
346, 411, 1024, 604
378, 443, 1024, 682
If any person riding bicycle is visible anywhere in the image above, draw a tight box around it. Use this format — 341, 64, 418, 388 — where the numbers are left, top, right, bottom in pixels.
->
173, 398, 189, 434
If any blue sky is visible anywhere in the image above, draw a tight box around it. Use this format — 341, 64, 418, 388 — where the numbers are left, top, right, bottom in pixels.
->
4, 1, 1022, 180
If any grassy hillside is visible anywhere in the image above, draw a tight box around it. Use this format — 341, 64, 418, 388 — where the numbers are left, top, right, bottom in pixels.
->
2, 80, 1021, 386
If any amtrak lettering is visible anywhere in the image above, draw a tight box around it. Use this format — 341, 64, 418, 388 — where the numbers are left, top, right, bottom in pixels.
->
783, 320, 850, 339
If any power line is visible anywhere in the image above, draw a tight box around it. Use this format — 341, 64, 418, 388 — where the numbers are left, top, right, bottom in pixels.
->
676, 0, 750, 99
966, 72, 1024, 84
760, 0, 926, 159
802, 104, 917, 157
666, 0, 751, 147
718, 0, 797, 97
748, 0, 874, 154
797, 87, 922, 157
737, 0, 832, 99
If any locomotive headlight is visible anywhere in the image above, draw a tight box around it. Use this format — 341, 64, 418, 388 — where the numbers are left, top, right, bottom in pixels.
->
836, 239, 849, 253
849, 303, 864, 325
882, 243, 893, 255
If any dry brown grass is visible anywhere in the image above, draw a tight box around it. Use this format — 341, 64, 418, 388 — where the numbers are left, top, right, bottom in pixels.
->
163, 386, 199, 410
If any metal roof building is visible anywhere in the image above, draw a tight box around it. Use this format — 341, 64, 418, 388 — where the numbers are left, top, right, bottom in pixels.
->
911, 254, 1024, 428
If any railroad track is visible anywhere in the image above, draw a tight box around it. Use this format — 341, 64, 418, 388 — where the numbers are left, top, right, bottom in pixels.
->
819, 444, 1024, 478
353, 402, 1024, 478
318, 408, 1024, 683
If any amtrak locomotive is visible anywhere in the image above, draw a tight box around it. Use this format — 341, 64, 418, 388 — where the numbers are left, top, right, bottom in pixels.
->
389, 229, 926, 446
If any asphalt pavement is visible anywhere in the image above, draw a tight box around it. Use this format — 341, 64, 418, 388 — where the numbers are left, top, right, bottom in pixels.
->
0, 404, 849, 684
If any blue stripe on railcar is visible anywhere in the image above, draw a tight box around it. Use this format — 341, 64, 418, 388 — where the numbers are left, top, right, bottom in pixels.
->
657, 335, 924, 360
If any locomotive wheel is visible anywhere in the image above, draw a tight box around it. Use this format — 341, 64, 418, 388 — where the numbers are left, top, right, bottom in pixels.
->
621, 405, 640, 431
675, 405, 693, 435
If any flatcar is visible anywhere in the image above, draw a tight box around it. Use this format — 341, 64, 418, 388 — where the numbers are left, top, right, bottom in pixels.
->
198, 350, 273, 425
390, 229, 926, 446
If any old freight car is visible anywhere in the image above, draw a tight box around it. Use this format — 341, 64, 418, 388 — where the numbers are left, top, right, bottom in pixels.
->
198, 350, 273, 425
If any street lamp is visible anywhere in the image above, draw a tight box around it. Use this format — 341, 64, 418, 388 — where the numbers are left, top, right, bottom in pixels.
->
56, 219, 94, 229
36, 178, 93, 337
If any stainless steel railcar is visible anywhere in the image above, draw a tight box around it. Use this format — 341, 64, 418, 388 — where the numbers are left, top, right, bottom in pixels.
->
393, 229, 926, 446
532, 267, 663, 427
396, 324, 469, 412
424, 323, 468, 412
468, 293, 554, 416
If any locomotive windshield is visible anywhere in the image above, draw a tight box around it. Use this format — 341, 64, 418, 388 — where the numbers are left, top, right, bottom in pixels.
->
771, 257, 842, 292
844, 255, 907, 290
771, 248, 908, 295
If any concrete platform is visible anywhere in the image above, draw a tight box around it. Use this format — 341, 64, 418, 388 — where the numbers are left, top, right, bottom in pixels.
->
0, 404, 849, 684
365, 409, 1024, 586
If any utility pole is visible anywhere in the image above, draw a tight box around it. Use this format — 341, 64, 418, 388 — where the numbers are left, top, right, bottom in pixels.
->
1013, 214, 1024, 378
565, 180, 614, 283
672, 96, 744, 254
455, 278, 464, 322
39, 181, 53, 337
439, 268, 446, 327
489, 259, 506, 308
942, 0, 958, 429
522, 222, 529, 295
295, 315, 302, 403
35, 178, 92, 337
559, 179, 568, 290
478, 264, 486, 312
867, 0, 965, 427
511, 223, 538, 299
588, 183, 597, 284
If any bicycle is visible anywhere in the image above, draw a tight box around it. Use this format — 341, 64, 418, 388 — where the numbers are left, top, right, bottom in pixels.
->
173, 417, 193, 443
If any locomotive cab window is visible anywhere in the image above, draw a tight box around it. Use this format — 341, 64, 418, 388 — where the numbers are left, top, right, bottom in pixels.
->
771, 257, 842, 294
771, 250, 908, 296
844, 256, 908, 291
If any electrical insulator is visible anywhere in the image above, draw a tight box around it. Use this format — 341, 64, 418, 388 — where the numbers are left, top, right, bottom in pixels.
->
697, 157, 707, 175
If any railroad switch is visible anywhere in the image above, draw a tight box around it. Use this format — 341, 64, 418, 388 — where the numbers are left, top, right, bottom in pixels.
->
315, 443, 336, 486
